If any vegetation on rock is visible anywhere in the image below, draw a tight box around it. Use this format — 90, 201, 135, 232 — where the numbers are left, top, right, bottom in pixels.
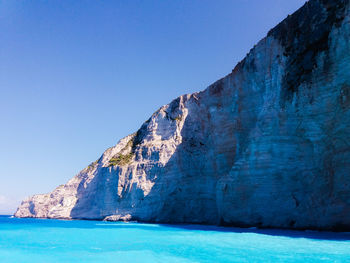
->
109, 153, 134, 166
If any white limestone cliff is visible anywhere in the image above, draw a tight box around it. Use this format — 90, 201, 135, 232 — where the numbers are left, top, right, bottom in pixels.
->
15, 0, 350, 230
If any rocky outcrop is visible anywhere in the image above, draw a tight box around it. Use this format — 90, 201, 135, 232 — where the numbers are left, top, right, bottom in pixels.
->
15, 0, 350, 231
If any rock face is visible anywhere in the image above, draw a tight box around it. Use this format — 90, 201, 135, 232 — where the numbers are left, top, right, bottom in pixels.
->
15, 0, 350, 230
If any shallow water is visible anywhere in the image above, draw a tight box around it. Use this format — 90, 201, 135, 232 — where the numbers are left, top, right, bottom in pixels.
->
0, 216, 350, 262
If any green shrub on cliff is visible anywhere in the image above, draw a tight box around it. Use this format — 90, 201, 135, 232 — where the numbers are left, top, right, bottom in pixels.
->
109, 153, 134, 166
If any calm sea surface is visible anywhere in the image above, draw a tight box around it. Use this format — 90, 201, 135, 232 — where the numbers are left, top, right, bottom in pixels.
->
0, 215, 350, 262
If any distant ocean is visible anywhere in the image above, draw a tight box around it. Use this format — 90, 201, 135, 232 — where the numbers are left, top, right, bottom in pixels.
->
0, 215, 350, 262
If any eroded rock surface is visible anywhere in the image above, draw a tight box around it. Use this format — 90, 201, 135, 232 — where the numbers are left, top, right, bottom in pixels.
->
15, 0, 350, 230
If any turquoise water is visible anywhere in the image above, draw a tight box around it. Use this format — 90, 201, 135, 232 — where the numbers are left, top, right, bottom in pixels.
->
0, 216, 350, 262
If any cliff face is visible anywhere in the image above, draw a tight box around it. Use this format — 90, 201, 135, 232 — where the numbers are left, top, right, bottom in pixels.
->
15, 0, 350, 230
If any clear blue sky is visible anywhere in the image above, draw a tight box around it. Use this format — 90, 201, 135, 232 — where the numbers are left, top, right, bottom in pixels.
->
0, 0, 306, 214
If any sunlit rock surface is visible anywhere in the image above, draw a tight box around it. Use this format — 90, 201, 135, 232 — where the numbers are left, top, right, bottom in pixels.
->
15, 0, 350, 230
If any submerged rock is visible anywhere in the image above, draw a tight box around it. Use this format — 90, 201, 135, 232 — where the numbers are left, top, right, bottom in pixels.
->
15, 0, 350, 231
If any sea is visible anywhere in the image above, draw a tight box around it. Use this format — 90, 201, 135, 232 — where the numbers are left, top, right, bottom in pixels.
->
0, 215, 349, 262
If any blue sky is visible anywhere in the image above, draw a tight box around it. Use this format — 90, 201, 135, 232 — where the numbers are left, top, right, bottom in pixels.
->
0, 0, 306, 214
